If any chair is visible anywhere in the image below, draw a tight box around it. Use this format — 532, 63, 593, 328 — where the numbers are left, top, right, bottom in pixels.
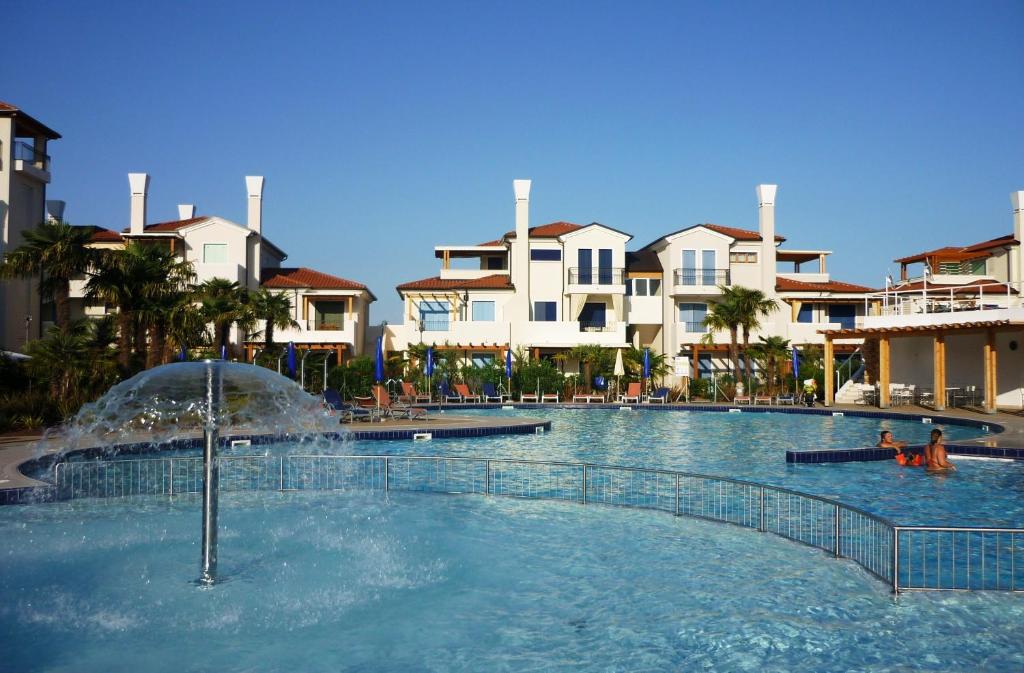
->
372, 385, 427, 420
323, 388, 344, 412
647, 387, 670, 404
754, 393, 772, 405
439, 381, 461, 404
541, 392, 560, 403
453, 383, 481, 403
401, 382, 432, 404
733, 392, 752, 404
520, 392, 539, 403
482, 382, 506, 403
619, 382, 642, 404
353, 395, 383, 422
776, 393, 796, 405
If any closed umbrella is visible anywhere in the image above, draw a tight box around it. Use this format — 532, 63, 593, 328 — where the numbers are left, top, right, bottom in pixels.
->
425, 347, 434, 399
643, 348, 651, 399
220, 344, 227, 360
178, 346, 187, 362
505, 347, 513, 398
791, 347, 800, 384
374, 336, 385, 416
287, 342, 297, 378
613, 348, 624, 397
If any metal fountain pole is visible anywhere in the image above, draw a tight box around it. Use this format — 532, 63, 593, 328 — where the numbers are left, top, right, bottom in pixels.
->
200, 359, 222, 585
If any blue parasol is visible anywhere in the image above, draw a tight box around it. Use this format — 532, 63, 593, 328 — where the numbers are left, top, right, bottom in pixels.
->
287, 342, 297, 378
643, 348, 651, 378
220, 344, 227, 360
505, 347, 513, 379
791, 346, 800, 380
374, 336, 385, 383
178, 346, 187, 362
425, 347, 434, 377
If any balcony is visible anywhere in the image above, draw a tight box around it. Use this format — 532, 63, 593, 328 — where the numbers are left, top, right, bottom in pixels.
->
567, 267, 625, 290
524, 320, 627, 347
13, 141, 51, 182
307, 318, 345, 331
672, 268, 730, 294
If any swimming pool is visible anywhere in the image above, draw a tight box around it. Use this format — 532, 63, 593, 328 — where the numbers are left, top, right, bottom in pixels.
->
2, 491, 1022, 672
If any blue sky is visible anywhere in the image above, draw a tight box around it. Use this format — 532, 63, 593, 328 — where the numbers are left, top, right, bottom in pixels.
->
4, 1, 1022, 322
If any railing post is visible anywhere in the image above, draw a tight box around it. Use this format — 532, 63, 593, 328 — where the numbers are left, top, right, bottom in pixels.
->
279, 456, 285, 491
892, 527, 901, 594
485, 459, 491, 495
169, 459, 174, 496
581, 464, 588, 505
759, 486, 766, 532
674, 473, 680, 516
834, 506, 842, 558
384, 457, 390, 492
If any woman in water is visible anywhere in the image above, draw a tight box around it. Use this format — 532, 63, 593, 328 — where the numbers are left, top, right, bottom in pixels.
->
925, 429, 956, 472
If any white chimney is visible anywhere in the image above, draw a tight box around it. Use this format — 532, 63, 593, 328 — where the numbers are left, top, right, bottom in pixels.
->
510, 179, 531, 321
45, 200, 65, 223
246, 176, 265, 289
128, 173, 149, 235
756, 184, 778, 295
178, 204, 196, 220
1011, 191, 1024, 285
246, 176, 264, 235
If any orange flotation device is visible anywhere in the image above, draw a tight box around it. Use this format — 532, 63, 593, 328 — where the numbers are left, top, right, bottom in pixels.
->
895, 453, 922, 466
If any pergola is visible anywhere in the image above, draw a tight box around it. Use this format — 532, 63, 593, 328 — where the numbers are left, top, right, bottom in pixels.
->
819, 320, 1024, 413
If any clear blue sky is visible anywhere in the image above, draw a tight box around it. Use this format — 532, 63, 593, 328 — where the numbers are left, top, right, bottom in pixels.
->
5, 1, 1022, 322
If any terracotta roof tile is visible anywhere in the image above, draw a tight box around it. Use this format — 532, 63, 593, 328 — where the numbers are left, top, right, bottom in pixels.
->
703, 223, 785, 242
396, 274, 514, 291
120, 216, 209, 234
776, 277, 875, 293
0, 102, 17, 112
894, 235, 1017, 264
262, 267, 368, 291
504, 221, 584, 239
82, 225, 123, 243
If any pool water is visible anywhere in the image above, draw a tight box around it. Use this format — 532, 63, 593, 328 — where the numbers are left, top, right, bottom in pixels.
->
2, 491, 1022, 673
282, 408, 1016, 527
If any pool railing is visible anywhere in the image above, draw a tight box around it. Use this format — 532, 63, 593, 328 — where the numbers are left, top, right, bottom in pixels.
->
52, 455, 1022, 593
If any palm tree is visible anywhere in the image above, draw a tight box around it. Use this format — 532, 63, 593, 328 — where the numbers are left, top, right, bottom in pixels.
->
556, 344, 612, 391
85, 245, 150, 369
746, 335, 791, 396
200, 279, 251, 355
136, 247, 196, 368
726, 286, 778, 377
622, 346, 670, 382
0, 221, 96, 328
249, 288, 298, 351
701, 298, 743, 379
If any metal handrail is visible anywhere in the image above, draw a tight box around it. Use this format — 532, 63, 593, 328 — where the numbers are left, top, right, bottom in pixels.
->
865, 279, 1024, 316
567, 267, 625, 285
673, 268, 731, 287
13, 140, 49, 167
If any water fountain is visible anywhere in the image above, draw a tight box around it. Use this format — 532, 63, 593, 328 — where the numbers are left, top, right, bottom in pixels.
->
47, 359, 338, 584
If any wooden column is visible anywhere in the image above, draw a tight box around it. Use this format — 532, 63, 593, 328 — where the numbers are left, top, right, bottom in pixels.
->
878, 336, 891, 408
984, 329, 998, 414
932, 334, 946, 411
824, 336, 835, 407
691, 344, 700, 381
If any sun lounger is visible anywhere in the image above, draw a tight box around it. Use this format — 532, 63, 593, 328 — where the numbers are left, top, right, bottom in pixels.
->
454, 383, 481, 403
520, 392, 539, 403
754, 394, 772, 405
733, 394, 752, 404
646, 387, 670, 404
372, 385, 427, 420
482, 382, 507, 403
619, 382, 642, 404
776, 393, 796, 405
400, 382, 432, 404
541, 393, 560, 403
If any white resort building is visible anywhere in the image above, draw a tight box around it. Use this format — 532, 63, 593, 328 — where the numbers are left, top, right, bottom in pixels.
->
387, 180, 873, 384
65, 174, 374, 362
823, 190, 1024, 412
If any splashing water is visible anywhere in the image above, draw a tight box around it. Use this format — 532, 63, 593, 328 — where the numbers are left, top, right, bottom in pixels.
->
45, 361, 341, 457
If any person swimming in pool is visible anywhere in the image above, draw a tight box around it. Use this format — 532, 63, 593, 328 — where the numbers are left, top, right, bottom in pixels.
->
877, 430, 907, 454
925, 429, 956, 472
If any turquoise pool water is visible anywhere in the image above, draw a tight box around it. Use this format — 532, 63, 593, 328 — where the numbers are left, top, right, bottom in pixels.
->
312, 408, 1017, 527
2, 491, 1022, 673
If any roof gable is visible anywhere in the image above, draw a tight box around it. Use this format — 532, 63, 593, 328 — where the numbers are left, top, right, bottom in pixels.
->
396, 274, 514, 292
775, 277, 875, 293
642, 223, 785, 250
262, 267, 372, 296
557, 222, 633, 242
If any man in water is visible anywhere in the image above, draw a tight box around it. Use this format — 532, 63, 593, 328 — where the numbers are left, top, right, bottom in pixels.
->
925, 429, 956, 472
877, 430, 907, 455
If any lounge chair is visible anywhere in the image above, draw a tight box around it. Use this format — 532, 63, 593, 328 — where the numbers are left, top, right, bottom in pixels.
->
323, 388, 344, 412
733, 393, 752, 404
453, 383, 481, 403
776, 393, 796, 405
541, 392, 560, 403
754, 393, 772, 405
647, 387, 670, 404
482, 382, 507, 403
619, 382, 642, 404
520, 392, 539, 403
324, 389, 373, 422
439, 381, 461, 404
353, 395, 383, 422
372, 385, 427, 420
400, 382, 432, 404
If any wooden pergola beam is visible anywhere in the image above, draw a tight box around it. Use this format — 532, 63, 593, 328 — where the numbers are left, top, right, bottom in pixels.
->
824, 336, 835, 407
933, 334, 946, 411
878, 336, 891, 408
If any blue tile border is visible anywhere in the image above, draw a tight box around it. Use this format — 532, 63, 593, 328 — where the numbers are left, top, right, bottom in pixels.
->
787, 442, 1024, 464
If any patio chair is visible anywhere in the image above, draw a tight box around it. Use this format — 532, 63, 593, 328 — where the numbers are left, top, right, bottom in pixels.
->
520, 391, 539, 403
776, 393, 797, 405
733, 393, 752, 404
372, 385, 427, 420
541, 392, 560, 403
754, 393, 772, 405
646, 387, 670, 404
400, 382, 432, 404
454, 383, 481, 403
482, 382, 506, 403
619, 382, 642, 404
353, 395, 383, 422
439, 381, 461, 404
323, 388, 344, 413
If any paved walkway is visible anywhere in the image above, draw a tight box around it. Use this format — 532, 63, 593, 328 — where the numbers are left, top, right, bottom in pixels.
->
2, 403, 1022, 492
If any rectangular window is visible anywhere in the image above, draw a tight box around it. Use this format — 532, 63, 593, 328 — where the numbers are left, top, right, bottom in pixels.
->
701, 250, 717, 285
729, 252, 757, 263
579, 302, 606, 330
628, 278, 662, 297
828, 304, 856, 329
486, 256, 505, 270
314, 301, 345, 330
419, 300, 450, 331
698, 354, 714, 380
203, 243, 228, 264
530, 249, 561, 261
678, 303, 708, 333
534, 301, 557, 321
471, 353, 495, 368
797, 304, 815, 323
680, 249, 696, 285
598, 248, 613, 284
577, 248, 592, 284
471, 301, 495, 321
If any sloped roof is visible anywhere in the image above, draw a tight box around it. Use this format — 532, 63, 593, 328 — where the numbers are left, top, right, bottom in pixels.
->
889, 278, 1016, 294
776, 277, 875, 293
640, 223, 785, 250
83, 225, 123, 243
894, 235, 1017, 264
504, 221, 585, 239
121, 216, 210, 233
625, 249, 662, 272
262, 267, 369, 292
0, 100, 61, 139
396, 274, 514, 292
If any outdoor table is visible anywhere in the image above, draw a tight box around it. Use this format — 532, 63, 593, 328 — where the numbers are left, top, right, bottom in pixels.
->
945, 387, 961, 407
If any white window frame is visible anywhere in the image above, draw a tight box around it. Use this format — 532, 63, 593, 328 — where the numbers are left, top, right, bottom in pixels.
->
203, 243, 228, 264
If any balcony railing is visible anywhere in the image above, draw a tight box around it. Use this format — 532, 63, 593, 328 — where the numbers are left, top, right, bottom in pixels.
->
308, 319, 345, 331
679, 321, 707, 333
13, 141, 49, 170
568, 267, 625, 285
418, 319, 450, 332
673, 268, 730, 287
580, 321, 614, 332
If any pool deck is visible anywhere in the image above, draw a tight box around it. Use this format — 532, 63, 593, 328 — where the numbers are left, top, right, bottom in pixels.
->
1, 403, 1023, 492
